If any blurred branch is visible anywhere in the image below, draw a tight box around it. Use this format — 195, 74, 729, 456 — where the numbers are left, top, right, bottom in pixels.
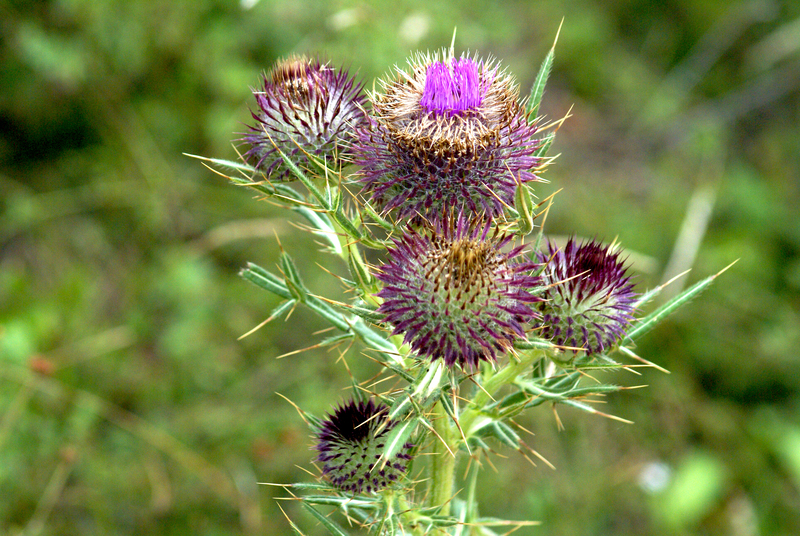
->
660, 183, 718, 300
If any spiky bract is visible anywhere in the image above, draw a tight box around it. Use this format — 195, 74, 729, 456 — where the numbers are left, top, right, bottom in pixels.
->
376, 213, 541, 368
353, 52, 543, 223
315, 399, 412, 494
536, 238, 637, 355
242, 56, 366, 181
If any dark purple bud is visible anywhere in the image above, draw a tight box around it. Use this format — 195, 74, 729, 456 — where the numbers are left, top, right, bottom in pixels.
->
315, 399, 412, 494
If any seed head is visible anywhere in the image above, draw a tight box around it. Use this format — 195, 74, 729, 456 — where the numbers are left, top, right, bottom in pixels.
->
242, 56, 366, 181
353, 52, 543, 223
536, 238, 637, 355
376, 213, 541, 368
315, 399, 412, 494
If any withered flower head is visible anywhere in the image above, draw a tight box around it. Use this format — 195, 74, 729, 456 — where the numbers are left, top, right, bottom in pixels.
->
242, 56, 366, 181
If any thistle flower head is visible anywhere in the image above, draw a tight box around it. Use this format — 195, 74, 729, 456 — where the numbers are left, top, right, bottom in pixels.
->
353, 51, 543, 223
376, 213, 541, 368
242, 55, 366, 181
315, 399, 412, 494
536, 238, 637, 355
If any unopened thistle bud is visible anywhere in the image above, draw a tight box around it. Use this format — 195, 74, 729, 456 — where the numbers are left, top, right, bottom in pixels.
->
353, 52, 543, 223
315, 399, 412, 494
242, 56, 366, 181
536, 238, 637, 355
376, 213, 541, 368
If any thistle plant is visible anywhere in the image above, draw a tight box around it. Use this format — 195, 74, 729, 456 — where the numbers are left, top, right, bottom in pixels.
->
193, 31, 730, 535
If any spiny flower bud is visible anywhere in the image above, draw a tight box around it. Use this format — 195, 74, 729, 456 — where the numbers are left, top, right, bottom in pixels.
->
315, 399, 412, 494
536, 238, 637, 355
376, 213, 541, 368
353, 52, 543, 223
242, 56, 366, 181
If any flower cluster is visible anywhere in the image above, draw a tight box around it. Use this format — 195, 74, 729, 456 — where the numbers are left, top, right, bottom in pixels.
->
238, 49, 643, 498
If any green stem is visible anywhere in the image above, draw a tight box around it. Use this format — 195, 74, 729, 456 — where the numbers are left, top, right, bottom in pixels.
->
459, 350, 544, 436
429, 400, 457, 516
395, 492, 426, 536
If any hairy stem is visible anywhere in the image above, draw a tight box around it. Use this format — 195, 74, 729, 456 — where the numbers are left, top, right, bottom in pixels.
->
429, 400, 457, 516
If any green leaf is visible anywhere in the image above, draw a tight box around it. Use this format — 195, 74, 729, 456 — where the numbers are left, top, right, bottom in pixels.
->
362, 201, 394, 232
273, 143, 331, 210
330, 209, 365, 243
302, 503, 350, 536
514, 183, 535, 235
348, 318, 403, 364
300, 495, 380, 509
625, 263, 734, 343
239, 263, 292, 300
183, 153, 257, 173
318, 333, 355, 348
465, 435, 491, 452
526, 22, 561, 121
514, 336, 555, 350
387, 394, 414, 421
265, 299, 297, 322
279, 252, 305, 293
381, 417, 418, 462
532, 131, 555, 159
279, 482, 334, 491
344, 303, 385, 323
488, 421, 521, 450
303, 294, 351, 332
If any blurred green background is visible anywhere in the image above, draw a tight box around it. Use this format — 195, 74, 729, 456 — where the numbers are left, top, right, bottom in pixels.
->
1, 0, 799, 534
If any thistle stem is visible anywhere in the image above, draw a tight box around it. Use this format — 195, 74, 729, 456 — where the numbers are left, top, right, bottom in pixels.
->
429, 400, 457, 516
459, 350, 544, 436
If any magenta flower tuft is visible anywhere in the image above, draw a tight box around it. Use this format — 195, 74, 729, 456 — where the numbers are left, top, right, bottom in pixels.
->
376, 213, 541, 368
536, 238, 637, 355
242, 56, 366, 181
420, 57, 484, 114
352, 52, 543, 223
315, 399, 412, 494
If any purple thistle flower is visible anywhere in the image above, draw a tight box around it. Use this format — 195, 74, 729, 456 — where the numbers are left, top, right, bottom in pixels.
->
376, 213, 541, 368
536, 238, 637, 355
242, 56, 366, 181
352, 52, 543, 223
315, 399, 413, 494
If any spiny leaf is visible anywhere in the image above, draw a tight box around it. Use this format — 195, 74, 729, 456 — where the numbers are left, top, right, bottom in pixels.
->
526, 20, 562, 120
514, 336, 555, 350
183, 153, 257, 173
381, 417, 418, 462
240, 263, 292, 300
299, 495, 380, 509
625, 261, 735, 343
302, 503, 350, 536
272, 141, 331, 210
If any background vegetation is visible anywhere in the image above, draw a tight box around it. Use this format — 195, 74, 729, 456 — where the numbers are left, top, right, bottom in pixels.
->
1, 0, 799, 534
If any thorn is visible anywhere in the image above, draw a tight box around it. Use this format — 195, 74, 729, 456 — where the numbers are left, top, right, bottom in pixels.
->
618, 346, 670, 374
275, 393, 311, 427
